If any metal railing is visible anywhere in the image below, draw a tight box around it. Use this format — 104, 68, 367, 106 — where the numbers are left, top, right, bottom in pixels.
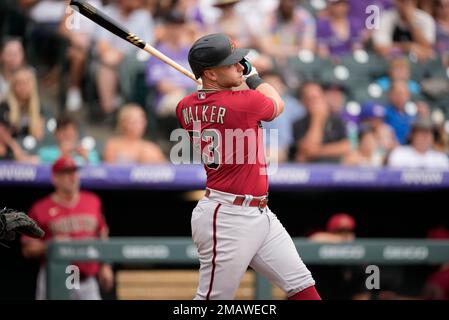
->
46, 237, 449, 299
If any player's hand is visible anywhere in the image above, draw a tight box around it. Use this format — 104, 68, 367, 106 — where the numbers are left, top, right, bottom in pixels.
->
98, 264, 114, 292
308, 97, 329, 120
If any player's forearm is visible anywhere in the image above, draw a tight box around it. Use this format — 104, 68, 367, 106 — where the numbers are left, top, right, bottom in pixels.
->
313, 140, 352, 158
22, 241, 47, 259
255, 83, 284, 117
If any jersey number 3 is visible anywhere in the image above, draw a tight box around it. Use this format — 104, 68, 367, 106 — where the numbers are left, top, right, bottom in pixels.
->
189, 128, 221, 170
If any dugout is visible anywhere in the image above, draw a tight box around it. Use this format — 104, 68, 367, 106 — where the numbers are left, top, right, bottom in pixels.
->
1, 163, 448, 299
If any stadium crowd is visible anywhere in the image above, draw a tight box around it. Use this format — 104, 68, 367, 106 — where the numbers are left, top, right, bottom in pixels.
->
1, 0, 449, 168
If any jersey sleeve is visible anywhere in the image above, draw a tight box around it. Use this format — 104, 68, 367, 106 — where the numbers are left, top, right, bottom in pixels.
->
21, 202, 46, 243
94, 196, 108, 237
244, 90, 277, 122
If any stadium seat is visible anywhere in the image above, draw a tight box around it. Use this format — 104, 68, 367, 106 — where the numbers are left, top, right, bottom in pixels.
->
287, 51, 333, 83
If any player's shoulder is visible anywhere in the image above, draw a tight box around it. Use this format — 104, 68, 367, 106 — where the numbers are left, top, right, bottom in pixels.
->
31, 195, 53, 211
228, 89, 264, 97
29, 195, 54, 218
224, 90, 270, 104
79, 191, 102, 204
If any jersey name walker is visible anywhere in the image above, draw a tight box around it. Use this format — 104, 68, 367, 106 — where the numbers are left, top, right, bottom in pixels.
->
176, 89, 276, 196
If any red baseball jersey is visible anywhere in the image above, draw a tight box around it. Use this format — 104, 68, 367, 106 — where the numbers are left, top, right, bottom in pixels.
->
22, 191, 107, 277
424, 268, 449, 300
176, 89, 276, 196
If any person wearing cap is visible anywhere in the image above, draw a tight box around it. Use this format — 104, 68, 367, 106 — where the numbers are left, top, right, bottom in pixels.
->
309, 213, 356, 243
359, 101, 398, 158
342, 124, 385, 166
176, 33, 320, 300
387, 118, 449, 168
21, 156, 114, 299
308, 213, 370, 300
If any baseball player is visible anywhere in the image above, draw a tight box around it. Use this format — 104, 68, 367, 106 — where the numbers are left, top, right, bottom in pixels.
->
176, 33, 320, 300
21, 156, 114, 300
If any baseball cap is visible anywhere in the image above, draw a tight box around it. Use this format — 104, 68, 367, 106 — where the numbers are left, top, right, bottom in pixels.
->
360, 101, 386, 120
51, 156, 80, 174
188, 33, 249, 79
326, 213, 356, 232
163, 10, 186, 25
427, 226, 449, 240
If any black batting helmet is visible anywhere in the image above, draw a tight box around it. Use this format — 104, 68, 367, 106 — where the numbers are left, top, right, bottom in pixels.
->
188, 33, 250, 79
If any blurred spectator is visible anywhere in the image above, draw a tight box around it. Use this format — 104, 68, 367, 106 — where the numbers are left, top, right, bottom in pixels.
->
17, 0, 67, 80
38, 114, 100, 165
322, 83, 359, 148
416, 100, 431, 119
261, 70, 305, 163
373, 0, 436, 62
308, 213, 369, 300
260, 0, 316, 64
21, 156, 114, 300
323, 83, 357, 124
235, 0, 278, 43
103, 104, 166, 164
0, 67, 45, 141
0, 118, 38, 163
435, 0, 449, 55
167, 0, 205, 42
293, 82, 351, 163
145, 11, 195, 118
316, 0, 363, 60
375, 56, 420, 94
348, 0, 394, 32
206, 0, 257, 49
60, 0, 104, 111
359, 101, 398, 159
309, 212, 356, 243
0, 38, 26, 102
387, 118, 449, 168
384, 80, 416, 144
342, 124, 385, 166
423, 227, 449, 300
417, 0, 438, 16
95, 0, 154, 116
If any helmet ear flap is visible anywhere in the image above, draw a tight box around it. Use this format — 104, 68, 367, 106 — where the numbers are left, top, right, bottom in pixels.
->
239, 58, 252, 76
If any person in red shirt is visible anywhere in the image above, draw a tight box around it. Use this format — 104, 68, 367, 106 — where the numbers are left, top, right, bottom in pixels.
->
423, 227, 449, 300
21, 156, 114, 300
175, 33, 320, 300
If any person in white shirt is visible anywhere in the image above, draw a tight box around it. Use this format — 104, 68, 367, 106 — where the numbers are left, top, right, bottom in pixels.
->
387, 118, 449, 169
373, 0, 436, 62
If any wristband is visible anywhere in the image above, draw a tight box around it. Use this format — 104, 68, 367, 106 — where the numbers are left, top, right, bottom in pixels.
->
245, 74, 265, 90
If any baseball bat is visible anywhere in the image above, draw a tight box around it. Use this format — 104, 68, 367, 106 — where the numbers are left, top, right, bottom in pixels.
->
69, 0, 201, 85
